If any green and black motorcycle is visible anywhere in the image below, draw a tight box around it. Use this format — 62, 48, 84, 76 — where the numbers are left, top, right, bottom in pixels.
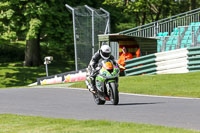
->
85, 59, 120, 105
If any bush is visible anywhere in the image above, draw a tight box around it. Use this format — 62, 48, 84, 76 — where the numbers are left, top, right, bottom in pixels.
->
0, 40, 24, 62
0, 39, 75, 70
40, 41, 74, 67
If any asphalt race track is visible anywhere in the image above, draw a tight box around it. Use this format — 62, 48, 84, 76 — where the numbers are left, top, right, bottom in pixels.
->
0, 87, 200, 131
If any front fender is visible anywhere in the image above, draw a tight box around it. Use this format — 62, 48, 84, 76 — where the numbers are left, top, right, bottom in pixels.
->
106, 81, 118, 92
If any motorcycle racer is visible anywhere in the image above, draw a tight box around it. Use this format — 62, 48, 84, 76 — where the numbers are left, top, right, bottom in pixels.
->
87, 43, 117, 92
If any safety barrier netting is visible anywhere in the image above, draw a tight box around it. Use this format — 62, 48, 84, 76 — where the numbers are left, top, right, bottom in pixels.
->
66, 5, 110, 70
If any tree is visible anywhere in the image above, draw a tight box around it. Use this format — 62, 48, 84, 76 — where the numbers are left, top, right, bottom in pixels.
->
103, 0, 200, 28
189, 0, 200, 10
0, 0, 72, 66
103, 0, 171, 25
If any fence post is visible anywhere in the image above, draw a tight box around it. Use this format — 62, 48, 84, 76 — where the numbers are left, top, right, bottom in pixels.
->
162, 37, 166, 52
85, 5, 95, 56
154, 22, 157, 37
178, 28, 180, 49
65, 4, 78, 71
192, 27, 195, 47
100, 8, 110, 34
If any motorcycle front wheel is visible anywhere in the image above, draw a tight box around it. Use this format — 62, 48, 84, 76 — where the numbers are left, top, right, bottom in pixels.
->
92, 93, 106, 105
109, 82, 119, 105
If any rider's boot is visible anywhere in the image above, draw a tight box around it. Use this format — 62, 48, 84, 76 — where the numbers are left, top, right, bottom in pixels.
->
89, 78, 96, 93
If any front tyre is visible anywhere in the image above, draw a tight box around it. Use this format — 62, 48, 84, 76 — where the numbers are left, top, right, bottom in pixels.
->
109, 82, 119, 105
93, 93, 106, 105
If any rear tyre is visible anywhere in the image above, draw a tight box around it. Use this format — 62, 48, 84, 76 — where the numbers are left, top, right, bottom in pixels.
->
109, 82, 119, 105
93, 93, 106, 105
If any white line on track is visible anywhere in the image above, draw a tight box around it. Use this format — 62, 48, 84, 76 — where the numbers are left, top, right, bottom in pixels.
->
32, 86, 200, 100
119, 92, 200, 100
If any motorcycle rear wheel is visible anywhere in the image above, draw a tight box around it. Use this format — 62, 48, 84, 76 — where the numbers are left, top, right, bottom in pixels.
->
109, 82, 119, 105
93, 93, 106, 105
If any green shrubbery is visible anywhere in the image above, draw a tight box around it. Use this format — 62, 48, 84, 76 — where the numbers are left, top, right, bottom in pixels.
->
40, 41, 74, 67
0, 39, 75, 67
0, 40, 24, 62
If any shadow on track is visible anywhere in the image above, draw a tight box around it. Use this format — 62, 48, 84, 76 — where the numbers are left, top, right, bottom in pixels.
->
106, 102, 164, 106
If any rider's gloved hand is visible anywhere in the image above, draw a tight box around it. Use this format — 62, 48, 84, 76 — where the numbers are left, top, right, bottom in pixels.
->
91, 69, 97, 76
116, 63, 119, 68
91, 67, 100, 76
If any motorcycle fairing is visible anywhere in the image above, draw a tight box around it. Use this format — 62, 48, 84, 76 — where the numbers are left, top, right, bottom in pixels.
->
103, 62, 113, 70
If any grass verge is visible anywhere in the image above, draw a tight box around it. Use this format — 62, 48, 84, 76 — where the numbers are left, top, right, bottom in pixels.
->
70, 71, 200, 98
0, 62, 74, 88
1, 61, 200, 98
0, 114, 199, 133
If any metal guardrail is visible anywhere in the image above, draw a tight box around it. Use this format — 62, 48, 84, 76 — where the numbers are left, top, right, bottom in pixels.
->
120, 8, 200, 38
187, 47, 200, 72
124, 54, 157, 76
125, 54, 156, 68
125, 63, 156, 76
124, 47, 200, 76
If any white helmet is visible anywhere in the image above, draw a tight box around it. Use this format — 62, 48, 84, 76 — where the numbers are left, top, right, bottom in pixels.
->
100, 45, 111, 59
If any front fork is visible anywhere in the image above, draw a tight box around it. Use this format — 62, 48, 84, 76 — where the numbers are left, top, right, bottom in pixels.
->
85, 76, 93, 89
106, 80, 118, 96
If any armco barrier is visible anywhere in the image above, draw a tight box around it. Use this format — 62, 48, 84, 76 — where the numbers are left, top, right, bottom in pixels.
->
125, 54, 156, 68
124, 47, 200, 76
125, 63, 156, 76
155, 48, 188, 62
37, 47, 200, 84
157, 67, 189, 74
37, 69, 86, 85
188, 46, 200, 72
155, 48, 189, 74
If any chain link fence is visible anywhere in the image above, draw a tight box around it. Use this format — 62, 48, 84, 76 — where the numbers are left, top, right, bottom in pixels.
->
66, 5, 110, 70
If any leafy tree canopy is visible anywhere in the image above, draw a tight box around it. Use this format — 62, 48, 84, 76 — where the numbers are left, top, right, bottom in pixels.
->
0, 0, 74, 44
1, 0, 200, 66
103, 0, 200, 28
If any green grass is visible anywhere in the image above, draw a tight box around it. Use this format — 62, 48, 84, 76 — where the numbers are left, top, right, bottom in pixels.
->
0, 39, 75, 88
0, 62, 74, 88
1, 61, 200, 98
70, 71, 200, 98
0, 114, 199, 133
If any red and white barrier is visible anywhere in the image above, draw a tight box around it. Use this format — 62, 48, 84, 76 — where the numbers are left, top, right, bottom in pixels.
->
64, 71, 86, 83
40, 71, 86, 85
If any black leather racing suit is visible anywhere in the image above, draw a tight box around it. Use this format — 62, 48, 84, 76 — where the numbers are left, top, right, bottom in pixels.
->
87, 50, 117, 89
